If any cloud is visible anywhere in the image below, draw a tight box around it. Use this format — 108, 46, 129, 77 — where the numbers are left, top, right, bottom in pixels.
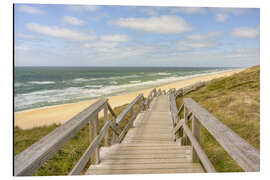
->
67, 5, 99, 12
112, 16, 192, 34
179, 41, 217, 50
170, 7, 207, 14
25, 23, 96, 41
63, 16, 85, 26
231, 27, 260, 39
215, 13, 229, 22
17, 5, 44, 14
101, 34, 130, 42
84, 41, 118, 50
16, 33, 35, 39
187, 32, 222, 41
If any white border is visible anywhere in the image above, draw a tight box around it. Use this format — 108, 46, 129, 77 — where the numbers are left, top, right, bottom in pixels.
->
1, 1, 269, 180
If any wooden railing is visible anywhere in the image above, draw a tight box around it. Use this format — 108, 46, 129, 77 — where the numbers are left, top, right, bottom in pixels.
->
174, 80, 210, 97
169, 90, 260, 172
144, 88, 157, 109
14, 92, 146, 176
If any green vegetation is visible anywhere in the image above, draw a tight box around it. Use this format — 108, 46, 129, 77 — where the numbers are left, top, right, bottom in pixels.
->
176, 66, 260, 172
14, 101, 142, 176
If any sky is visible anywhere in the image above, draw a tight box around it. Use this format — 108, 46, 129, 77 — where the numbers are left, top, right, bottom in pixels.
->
14, 4, 260, 67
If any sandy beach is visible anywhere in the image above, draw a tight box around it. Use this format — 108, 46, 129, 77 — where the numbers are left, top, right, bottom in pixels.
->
14, 69, 243, 129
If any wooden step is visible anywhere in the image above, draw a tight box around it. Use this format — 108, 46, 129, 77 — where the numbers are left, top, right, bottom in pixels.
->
101, 158, 192, 165
86, 167, 204, 175
89, 162, 202, 170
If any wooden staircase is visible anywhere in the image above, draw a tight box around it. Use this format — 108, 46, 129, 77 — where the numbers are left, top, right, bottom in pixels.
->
86, 95, 204, 174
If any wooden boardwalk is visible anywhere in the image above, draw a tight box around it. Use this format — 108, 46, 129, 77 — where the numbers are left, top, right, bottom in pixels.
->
86, 95, 204, 174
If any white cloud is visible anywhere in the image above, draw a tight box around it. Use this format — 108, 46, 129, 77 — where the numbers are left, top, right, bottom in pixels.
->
16, 33, 35, 39
68, 5, 99, 12
112, 16, 192, 34
84, 41, 118, 50
63, 16, 85, 26
101, 34, 130, 42
17, 5, 44, 14
170, 7, 206, 14
179, 41, 217, 50
187, 32, 222, 41
25, 23, 96, 41
231, 27, 260, 39
216, 13, 229, 22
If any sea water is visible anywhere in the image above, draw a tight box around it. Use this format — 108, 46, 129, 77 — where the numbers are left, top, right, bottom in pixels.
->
14, 66, 235, 112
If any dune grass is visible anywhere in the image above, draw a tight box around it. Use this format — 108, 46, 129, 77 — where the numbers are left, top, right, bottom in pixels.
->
176, 66, 260, 172
14, 102, 143, 176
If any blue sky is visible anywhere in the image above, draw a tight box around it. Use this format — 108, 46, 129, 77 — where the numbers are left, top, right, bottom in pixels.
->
14, 4, 260, 67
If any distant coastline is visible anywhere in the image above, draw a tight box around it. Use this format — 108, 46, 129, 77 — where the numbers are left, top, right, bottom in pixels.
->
14, 68, 244, 129
14, 66, 239, 112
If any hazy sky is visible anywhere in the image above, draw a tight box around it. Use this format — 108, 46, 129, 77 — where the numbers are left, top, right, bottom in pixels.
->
14, 4, 260, 67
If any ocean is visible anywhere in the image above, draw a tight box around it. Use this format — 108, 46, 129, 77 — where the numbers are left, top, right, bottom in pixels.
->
14, 67, 234, 112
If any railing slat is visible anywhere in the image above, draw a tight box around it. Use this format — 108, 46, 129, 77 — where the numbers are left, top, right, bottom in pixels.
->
115, 94, 143, 124
184, 98, 260, 172
14, 99, 107, 176
183, 123, 216, 172
69, 120, 112, 175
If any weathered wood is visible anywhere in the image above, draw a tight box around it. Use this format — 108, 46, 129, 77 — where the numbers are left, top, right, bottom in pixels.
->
172, 119, 184, 134
104, 104, 109, 146
14, 99, 107, 176
90, 113, 100, 164
107, 102, 117, 118
116, 94, 143, 124
181, 106, 189, 145
184, 98, 260, 172
70, 120, 112, 175
183, 123, 216, 172
168, 92, 178, 125
192, 115, 200, 163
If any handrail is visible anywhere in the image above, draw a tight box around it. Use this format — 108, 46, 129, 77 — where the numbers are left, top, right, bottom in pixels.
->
184, 98, 260, 172
144, 88, 157, 109
168, 83, 260, 172
116, 94, 143, 124
14, 90, 152, 176
14, 99, 107, 176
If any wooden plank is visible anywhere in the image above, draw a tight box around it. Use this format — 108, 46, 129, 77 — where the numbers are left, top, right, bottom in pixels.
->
69, 120, 112, 175
90, 113, 100, 164
183, 123, 216, 172
101, 158, 192, 165
89, 162, 202, 170
107, 102, 117, 118
192, 115, 201, 163
104, 104, 109, 146
86, 167, 203, 174
116, 94, 143, 124
14, 99, 107, 176
104, 149, 191, 155
184, 98, 260, 172
172, 119, 184, 134
100, 153, 191, 160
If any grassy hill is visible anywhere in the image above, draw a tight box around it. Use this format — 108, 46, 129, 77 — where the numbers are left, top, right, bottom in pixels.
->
176, 66, 260, 172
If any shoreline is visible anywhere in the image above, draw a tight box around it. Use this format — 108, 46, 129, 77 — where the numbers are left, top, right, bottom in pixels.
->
14, 68, 244, 129
14, 68, 238, 114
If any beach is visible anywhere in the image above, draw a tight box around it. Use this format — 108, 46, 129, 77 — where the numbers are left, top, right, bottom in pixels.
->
14, 69, 243, 129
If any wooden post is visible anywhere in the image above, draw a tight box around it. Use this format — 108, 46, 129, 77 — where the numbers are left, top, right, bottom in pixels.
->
104, 104, 109, 146
130, 106, 134, 123
192, 115, 200, 162
181, 106, 188, 145
89, 113, 100, 164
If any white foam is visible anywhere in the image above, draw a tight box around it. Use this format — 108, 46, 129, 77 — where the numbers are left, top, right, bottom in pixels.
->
28, 81, 55, 85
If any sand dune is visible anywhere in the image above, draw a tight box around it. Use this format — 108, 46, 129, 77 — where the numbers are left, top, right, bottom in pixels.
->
14, 69, 243, 129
